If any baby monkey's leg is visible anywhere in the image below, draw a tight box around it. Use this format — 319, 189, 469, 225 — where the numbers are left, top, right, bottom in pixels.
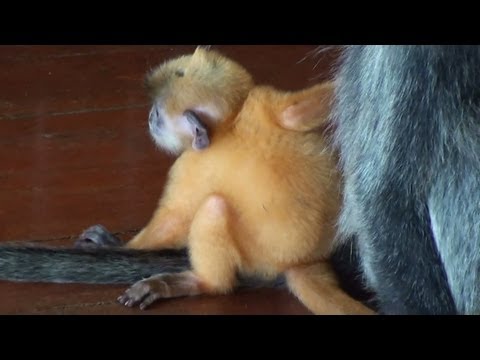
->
75, 178, 195, 250
124, 208, 191, 250
286, 262, 376, 315
118, 194, 241, 310
75, 207, 190, 250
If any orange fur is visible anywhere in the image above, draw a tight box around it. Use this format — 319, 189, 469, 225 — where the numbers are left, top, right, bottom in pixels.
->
125, 47, 374, 315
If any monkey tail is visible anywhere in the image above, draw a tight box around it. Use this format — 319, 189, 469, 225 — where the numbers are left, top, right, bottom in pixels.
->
0, 243, 285, 287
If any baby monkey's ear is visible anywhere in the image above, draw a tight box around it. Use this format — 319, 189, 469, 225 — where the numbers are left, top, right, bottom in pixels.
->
279, 81, 334, 132
194, 45, 212, 55
183, 110, 210, 151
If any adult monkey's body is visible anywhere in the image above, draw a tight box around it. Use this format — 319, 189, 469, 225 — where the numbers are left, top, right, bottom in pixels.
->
333, 45, 480, 314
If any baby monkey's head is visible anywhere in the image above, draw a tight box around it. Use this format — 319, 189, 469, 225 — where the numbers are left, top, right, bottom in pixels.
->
145, 46, 254, 155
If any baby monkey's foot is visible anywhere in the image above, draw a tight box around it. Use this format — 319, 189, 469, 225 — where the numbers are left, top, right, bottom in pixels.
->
118, 271, 202, 310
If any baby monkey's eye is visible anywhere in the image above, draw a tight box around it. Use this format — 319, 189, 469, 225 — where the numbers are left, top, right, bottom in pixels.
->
175, 70, 184, 77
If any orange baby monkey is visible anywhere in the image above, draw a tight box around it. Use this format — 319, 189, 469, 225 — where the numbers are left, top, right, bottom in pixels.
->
0, 46, 373, 315
116, 47, 373, 314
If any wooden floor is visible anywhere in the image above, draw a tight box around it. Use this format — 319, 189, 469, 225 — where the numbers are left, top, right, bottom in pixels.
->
0, 45, 338, 315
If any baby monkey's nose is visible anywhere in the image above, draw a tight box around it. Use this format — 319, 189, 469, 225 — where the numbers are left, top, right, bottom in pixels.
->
148, 103, 163, 129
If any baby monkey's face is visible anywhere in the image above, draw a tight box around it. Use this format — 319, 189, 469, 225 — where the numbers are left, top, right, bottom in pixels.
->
147, 101, 210, 155
144, 47, 254, 155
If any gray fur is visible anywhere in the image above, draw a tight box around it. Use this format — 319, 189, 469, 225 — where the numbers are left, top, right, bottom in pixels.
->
0, 243, 284, 288
333, 45, 480, 314
0, 244, 190, 284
